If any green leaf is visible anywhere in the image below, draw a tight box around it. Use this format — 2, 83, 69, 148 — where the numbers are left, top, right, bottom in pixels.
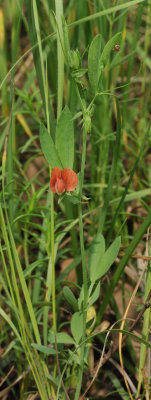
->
88, 234, 121, 283
64, 193, 80, 204
48, 331, 75, 345
68, 349, 80, 365
92, 236, 121, 282
88, 282, 100, 307
31, 343, 56, 355
100, 236, 121, 278
107, 370, 129, 399
71, 312, 84, 344
71, 68, 87, 79
56, 106, 74, 169
98, 97, 121, 233
47, 373, 59, 386
99, 32, 122, 69
40, 123, 62, 168
78, 285, 84, 311
63, 286, 78, 312
98, 207, 151, 323
88, 233, 105, 282
88, 34, 103, 94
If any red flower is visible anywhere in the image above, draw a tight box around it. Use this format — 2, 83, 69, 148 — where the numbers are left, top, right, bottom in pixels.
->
50, 167, 78, 194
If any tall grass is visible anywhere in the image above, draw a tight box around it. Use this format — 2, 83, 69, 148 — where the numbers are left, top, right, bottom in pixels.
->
0, 0, 151, 399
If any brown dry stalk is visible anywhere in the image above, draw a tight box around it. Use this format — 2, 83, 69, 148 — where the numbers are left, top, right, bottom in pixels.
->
118, 267, 146, 400
0, 366, 14, 388
80, 283, 151, 400
119, 230, 150, 399
80, 290, 151, 400
0, 368, 30, 398
54, 334, 70, 400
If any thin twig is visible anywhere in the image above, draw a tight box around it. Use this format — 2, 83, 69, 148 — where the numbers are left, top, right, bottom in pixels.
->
80, 290, 151, 399
119, 229, 150, 398
118, 268, 146, 399
54, 334, 70, 400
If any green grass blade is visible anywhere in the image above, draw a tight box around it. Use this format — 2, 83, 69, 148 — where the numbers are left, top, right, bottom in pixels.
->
55, 0, 64, 119
24, 0, 46, 114
98, 97, 121, 233
122, 2, 144, 125
0, 307, 23, 344
107, 124, 151, 245
2, 207, 41, 345
69, 0, 145, 27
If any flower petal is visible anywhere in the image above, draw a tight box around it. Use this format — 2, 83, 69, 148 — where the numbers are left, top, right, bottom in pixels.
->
50, 167, 61, 193
56, 178, 65, 194
61, 169, 78, 191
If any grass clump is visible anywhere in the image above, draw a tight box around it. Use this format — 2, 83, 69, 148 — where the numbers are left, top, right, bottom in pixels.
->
0, 1, 151, 399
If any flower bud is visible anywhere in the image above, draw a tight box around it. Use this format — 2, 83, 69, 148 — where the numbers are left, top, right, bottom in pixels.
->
84, 114, 91, 133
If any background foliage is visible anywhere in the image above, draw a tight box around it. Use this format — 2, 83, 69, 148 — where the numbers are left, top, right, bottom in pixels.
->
0, 0, 151, 399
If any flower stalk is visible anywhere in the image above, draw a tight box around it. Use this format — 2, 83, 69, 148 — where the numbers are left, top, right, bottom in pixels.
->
74, 112, 91, 400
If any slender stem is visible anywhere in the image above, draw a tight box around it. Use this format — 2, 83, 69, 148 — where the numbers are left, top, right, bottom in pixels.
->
74, 83, 86, 114
74, 205, 87, 400
55, 0, 64, 118
43, 0, 64, 350
50, 0, 64, 337
79, 122, 88, 306
78, 203, 87, 303
50, 4, 64, 396
51, 189, 56, 334
74, 109, 89, 400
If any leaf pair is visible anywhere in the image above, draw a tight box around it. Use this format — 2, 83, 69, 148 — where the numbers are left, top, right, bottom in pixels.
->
88, 32, 122, 95
87, 233, 121, 283
48, 314, 83, 346
40, 105, 74, 169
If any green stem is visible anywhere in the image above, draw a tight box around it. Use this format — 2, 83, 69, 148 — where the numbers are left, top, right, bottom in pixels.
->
33, 192, 50, 303
74, 110, 89, 400
43, 0, 64, 348
51, 190, 56, 334
79, 123, 88, 306
55, 0, 64, 118
74, 205, 87, 400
